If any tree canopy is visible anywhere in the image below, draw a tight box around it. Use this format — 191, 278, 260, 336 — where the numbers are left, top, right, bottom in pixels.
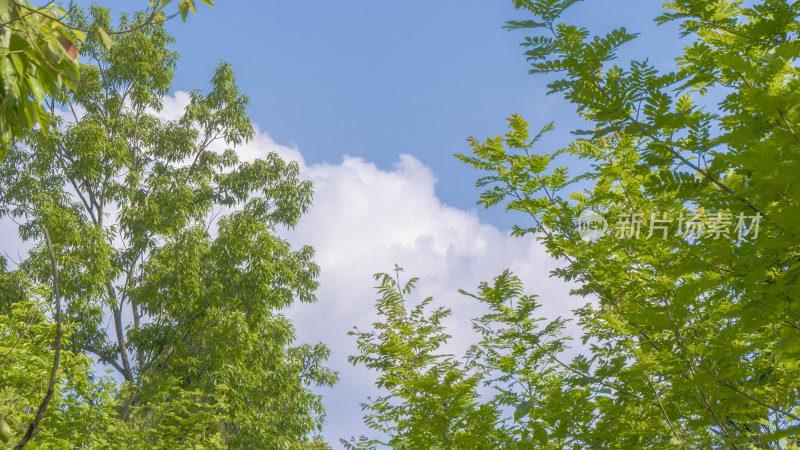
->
0, 6, 335, 447
349, 0, 800, 447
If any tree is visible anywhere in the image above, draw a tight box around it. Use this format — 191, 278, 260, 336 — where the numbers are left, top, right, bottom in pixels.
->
355, 0, 800, 447
345, 268, 502, 449
0, 6, 335, 447
0, 0, 214, 158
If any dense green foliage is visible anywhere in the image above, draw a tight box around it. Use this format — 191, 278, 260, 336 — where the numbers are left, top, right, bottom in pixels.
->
0, 0, 214, 158
350, 0, 800, 448
0, 7, 335, 448
0, 1, 81, 158
345, 269, 502, 448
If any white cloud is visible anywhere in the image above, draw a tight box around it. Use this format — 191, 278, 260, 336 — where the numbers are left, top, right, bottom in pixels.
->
154, 90, 192, 123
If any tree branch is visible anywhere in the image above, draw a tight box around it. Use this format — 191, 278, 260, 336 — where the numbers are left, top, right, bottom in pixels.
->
14, 226, 63, 449
108, 286, 134, 384
83, 344, 126, 378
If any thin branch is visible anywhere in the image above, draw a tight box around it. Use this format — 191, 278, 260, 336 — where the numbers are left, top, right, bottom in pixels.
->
721, 382, 800, 422
644, 375, 688, 450
11, 1, 172, 36
83, 344, 126, 378
14, 226, 63, 449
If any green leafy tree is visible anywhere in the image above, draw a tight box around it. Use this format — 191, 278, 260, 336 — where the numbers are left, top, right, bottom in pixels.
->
0, 6, 335, 448
0, 0, 214, 158
457, 0, 800, 447
462, 271, 599, 448
345, 268, 502, 449
356, 0, 800, 448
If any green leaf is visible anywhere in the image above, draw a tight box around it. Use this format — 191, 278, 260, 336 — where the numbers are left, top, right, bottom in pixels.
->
178, 0, 190, 20
94, 26, 112, 50
26, 77, 45, 103
514, 400, 534, 421
504, 20, 546, 30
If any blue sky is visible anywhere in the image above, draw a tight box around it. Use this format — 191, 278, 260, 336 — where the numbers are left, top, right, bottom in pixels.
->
56, 0, 687, 445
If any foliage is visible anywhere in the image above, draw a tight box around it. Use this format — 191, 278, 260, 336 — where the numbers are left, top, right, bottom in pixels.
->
462, 271, 598, 448
0, 1, 81, 158
344, 268, 502, 449
0, 260, 129, 448
0, 0, 214, 158
0, 6, 335, 448
355, 0, 800, 448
